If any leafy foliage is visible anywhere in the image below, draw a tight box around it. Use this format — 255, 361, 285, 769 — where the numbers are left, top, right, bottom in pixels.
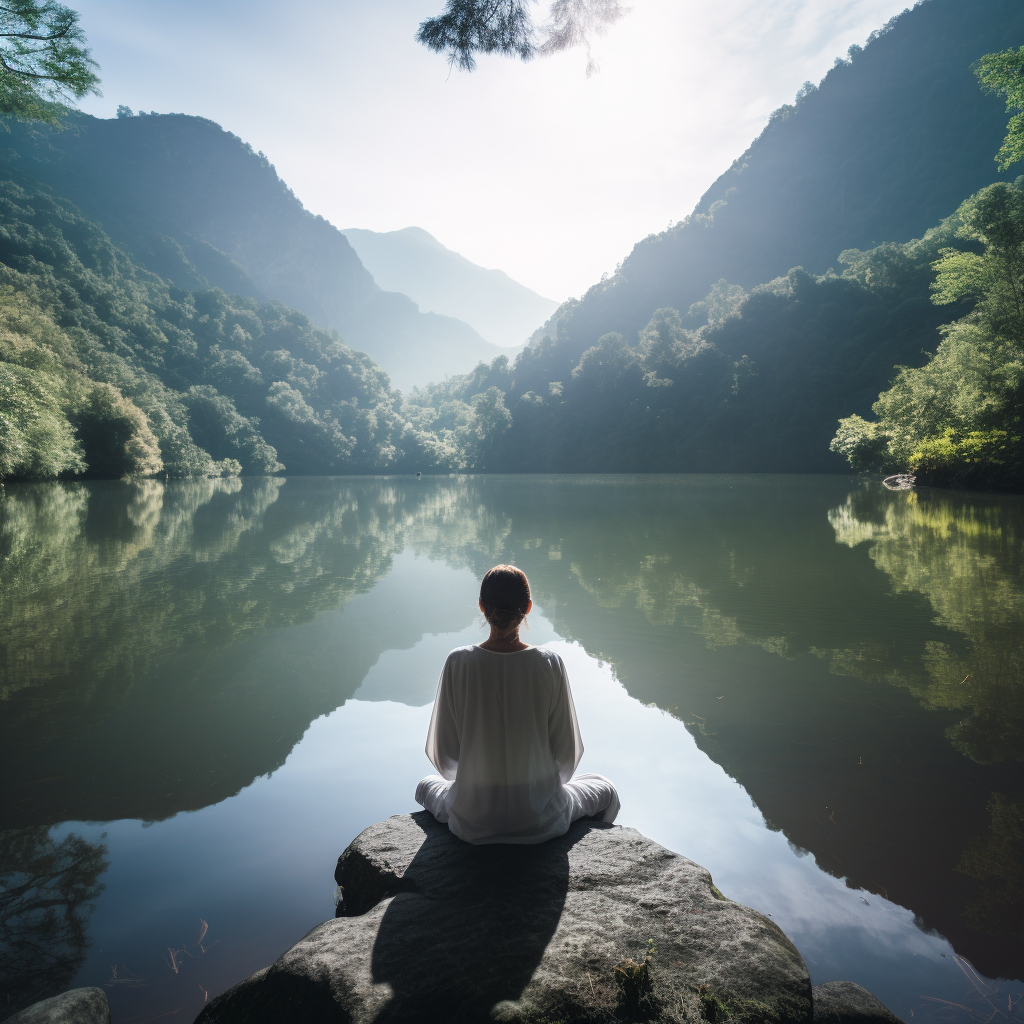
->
0, 0, 99, 125
74, 381, 163, 478
832, 181, 1024, 489
417, 0, 625, 73
418, 0, 533, 71
0, 180, 434, 479
0, 360, 82, 477
407, 219, 971, 473
613, 938, 656, 1016
975, 46, 1024, 171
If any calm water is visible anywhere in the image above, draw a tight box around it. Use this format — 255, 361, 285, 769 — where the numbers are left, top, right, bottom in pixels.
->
1, 475, 1022, 1024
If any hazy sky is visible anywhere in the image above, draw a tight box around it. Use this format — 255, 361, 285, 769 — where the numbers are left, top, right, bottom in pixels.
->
74, 0, 912, 301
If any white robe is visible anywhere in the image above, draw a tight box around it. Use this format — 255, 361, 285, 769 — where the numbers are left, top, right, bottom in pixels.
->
422, 644, 586, 845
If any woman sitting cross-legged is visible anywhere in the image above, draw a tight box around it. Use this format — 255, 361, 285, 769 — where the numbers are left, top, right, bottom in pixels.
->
415, 564, 620, 845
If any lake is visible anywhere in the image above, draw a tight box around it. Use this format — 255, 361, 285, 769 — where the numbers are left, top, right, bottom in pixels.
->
1, 474, 1022, 1024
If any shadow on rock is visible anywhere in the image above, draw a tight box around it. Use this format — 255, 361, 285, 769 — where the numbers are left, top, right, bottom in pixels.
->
197, 812, 818, 1024
366, 813, 573, 1022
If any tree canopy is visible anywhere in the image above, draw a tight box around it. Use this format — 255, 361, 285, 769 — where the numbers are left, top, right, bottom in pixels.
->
0, 1, 98, 125
0, 179, 445, 480
976, 45, 1024, 172
417, 0, 626, 74
832, 180, 1024, 488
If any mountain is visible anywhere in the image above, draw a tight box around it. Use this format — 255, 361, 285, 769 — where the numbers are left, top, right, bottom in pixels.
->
540, 0, 1023, 361
408, 232, 973, 473
0, 113, 504, 391
4, 0, 1019, 482
397, 0, 1024, 481
341, 226, 557, 349
0, 177, 454, 479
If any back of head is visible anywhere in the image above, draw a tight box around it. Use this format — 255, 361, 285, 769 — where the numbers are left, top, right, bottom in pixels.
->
480, 564, 531, 632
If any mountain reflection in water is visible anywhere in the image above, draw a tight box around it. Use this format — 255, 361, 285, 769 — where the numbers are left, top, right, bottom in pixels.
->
0, 475, 1022, 1018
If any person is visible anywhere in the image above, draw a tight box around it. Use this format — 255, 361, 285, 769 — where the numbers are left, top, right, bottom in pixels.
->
415, 564, 620, 844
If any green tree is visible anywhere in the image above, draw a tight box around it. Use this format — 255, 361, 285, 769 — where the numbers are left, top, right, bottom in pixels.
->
0, 363, 83, 479
831, 182, 1024, 488
74, 382, 164, 478
0, 1, 99, 125
418, 0, 626, 73
686, 279, 747, 328
975, 46, 1024, 171
637, 307, 701, 383
462, 386, 511, 467
571, 332, 641, 394
932, 181, 1024, 335
185, 385, 282, 475
828, 415, 892, 473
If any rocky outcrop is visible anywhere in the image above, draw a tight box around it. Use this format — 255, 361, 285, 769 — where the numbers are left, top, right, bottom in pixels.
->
3, 988, 110, 1024
198, 812, 816, 1022
812, 982, 902, 1024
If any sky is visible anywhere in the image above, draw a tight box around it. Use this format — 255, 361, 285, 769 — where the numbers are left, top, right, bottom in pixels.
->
73, 0, 914, 302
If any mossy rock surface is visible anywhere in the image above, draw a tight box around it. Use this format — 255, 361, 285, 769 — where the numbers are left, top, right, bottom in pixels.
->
811, 982, 902, 1024
4, 987, 110, 1024
196, 813, 820, 1023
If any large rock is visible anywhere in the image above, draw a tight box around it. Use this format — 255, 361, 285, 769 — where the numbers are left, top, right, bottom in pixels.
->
3, 988, 110, 1024
197, 812, 813, 1023
812, 982, 902, 1024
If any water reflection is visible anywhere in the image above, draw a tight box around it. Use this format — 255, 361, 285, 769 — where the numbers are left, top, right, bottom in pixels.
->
830, 487, 1024, 764
0, 477, 507, 827
0, 828, 107, 1017
958, 793, 1024, 939
1, 475, 1022, 1013
489, 478, 1024, 978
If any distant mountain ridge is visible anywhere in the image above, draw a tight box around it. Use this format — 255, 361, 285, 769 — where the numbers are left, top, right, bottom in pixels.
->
0, 114, 506, 391
341, 226, 557, 349
542, 0, 1024, 359
396, 0, 1023, 481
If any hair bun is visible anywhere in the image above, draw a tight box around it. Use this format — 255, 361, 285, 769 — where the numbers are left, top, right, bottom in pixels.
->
480, 564, 531, 631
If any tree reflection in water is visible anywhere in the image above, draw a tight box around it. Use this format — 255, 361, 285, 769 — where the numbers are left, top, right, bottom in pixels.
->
0, 476, 512, 829
478, 477, 1024, 975
959, 793, 1024, 939
1, 475, 1023, 991
0, 828, 107, 1018
829, 487, 1024, 765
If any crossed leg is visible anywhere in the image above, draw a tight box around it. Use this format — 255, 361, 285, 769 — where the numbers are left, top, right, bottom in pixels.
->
564, 772, 620, 823
414, 772, 619, 826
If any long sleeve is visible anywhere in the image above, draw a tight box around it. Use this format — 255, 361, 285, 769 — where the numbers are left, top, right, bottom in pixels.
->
425, 655, 460, 780
549, 656, 583, 785
421, 645, 586, 844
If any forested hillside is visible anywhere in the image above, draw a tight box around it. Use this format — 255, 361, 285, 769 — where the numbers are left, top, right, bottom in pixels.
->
0, 181, 443, 479
832, 180, 1024, 490
537, 0, 1023, 363
0, 113, 504, 391
405, 210, 979, 472
3, 0, 1020, 485
393, 0, 1024, 484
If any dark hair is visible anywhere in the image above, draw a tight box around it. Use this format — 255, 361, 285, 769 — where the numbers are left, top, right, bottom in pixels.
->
479, 564, 531, 631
